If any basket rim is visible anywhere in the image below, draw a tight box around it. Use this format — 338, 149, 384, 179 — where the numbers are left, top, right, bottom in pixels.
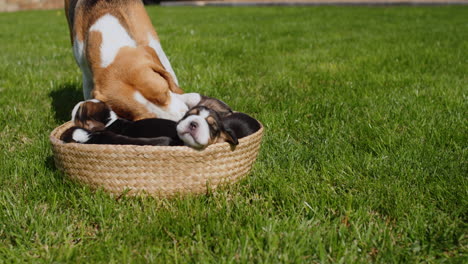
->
50, 121, 264, 153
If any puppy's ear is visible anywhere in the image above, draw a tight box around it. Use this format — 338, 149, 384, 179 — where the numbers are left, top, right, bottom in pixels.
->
85, 120, 106, 131
221, 128, 238, 146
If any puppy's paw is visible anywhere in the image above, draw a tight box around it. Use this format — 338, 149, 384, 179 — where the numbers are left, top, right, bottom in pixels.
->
61, 127, 91, 143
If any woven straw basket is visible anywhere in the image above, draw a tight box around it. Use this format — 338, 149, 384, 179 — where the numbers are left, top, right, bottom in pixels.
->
49, 121, 263, 197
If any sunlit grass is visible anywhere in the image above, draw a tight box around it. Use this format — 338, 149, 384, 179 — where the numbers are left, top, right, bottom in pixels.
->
0, 6, 466, 262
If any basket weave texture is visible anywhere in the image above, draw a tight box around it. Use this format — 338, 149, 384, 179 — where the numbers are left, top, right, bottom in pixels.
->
50, 122, 263, 197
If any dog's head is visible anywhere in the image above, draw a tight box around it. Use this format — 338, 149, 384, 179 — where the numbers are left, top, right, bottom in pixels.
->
71, 99, 117, 131
176, 106, 238, 149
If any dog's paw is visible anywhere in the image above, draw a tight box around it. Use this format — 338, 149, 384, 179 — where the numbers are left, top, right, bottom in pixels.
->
164, 92, 191, 121
61, 127, 91, 143
175, 93, 202, 108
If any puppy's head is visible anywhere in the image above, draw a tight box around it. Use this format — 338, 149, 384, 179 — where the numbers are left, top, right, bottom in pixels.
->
71, 99, 117, 131
176, 106, 238, 149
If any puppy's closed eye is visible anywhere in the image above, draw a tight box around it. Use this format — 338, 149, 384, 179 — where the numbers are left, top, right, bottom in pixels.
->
187, 108, 200, 116
206, 116, 218, 129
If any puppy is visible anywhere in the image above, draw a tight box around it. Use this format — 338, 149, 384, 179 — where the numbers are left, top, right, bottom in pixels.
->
65, 100, 259, 148
61, 126, 178, 146
71, 99, 181, 141
176, 106, 260, 149
71, 99, 117, 131
176, 106, 236, 149
68, 99, 183, 145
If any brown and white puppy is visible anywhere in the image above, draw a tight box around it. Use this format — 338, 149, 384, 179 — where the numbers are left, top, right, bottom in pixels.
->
65, 101, 259, 148
64, 99, 183, 146
65, 0, 187, 121
71, 99, 118, 131
176, 106, 260, 149
176, 106, 236, 149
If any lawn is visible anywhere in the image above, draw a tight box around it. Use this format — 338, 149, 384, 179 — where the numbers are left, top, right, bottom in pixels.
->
0, 5, 466, 263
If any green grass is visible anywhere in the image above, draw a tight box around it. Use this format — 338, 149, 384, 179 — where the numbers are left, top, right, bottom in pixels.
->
0, 6, 467, 263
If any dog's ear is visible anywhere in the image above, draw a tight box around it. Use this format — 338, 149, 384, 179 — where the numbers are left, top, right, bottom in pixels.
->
221, 128, 238, 146
144, 46, 183, 94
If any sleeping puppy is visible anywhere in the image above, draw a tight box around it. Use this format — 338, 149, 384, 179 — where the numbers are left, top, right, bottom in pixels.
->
65, 100, 258, 148
72, 96, 233, 133
61, 126, 179, 146
71, 99, 117, 131
71, 99, 182, 143
176, 106, 236, 149
176, 106, 261, 149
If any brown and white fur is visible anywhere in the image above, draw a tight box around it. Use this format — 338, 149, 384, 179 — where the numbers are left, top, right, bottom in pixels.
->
63, 100, 259, 149
176, 105, 260, 149
176, 106, 235, 149
65, 0, 190, 121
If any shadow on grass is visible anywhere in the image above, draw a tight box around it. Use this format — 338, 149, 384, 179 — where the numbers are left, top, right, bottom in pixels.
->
49, 82, 83, 123
44, 155, 97, 198
44, 155, 68, 187
45, 155, 58, 171
47, 83, 81, 182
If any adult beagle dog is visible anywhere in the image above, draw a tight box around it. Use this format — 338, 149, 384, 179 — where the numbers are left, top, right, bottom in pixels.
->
65, 0, 189, 121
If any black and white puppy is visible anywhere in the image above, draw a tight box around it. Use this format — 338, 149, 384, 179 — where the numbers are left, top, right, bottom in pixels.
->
63, 99, 183, 146
71, 99, 179, 139
64, 99, 259, 148
176, 106, 261, 149
70, 99, 117, 131
61, 126, 177, 146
